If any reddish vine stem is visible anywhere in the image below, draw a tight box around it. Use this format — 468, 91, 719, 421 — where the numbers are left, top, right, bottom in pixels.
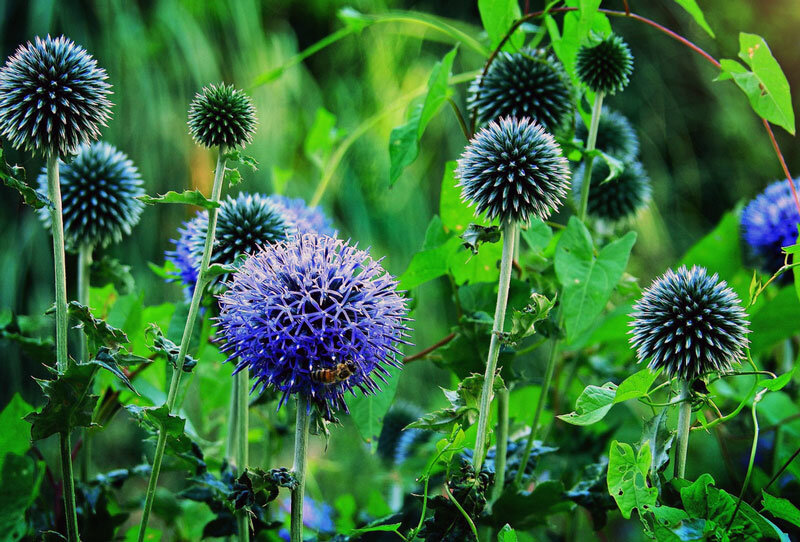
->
471, 5, 800, 215
404, 332, 456, 363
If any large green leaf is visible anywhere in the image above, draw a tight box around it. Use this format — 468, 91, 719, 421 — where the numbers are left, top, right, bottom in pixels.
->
762, 491, 800, 528
749, 287, 800, 357
26, 363, 99, 440
346, 366, 402, 452
673, 0, 715, 38
399, 237, 460, 290
607, 440, 657, 520
717, 33, 795, 135
478, 0, 523, 50
546, 1, 610, 83
0, 453, 44, 541
555, 217, 636, 340
139, 189, 221, 209
389, 47, 458, 185
680, 210, 742, 285
558, 382, 617, 425
0, 147, 50, 210
440, 161, 491, 234
0, 394, 33, 472
614, 368, 660, 404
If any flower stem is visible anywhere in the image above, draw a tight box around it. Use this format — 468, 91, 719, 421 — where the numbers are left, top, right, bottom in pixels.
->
47, 154, 80, 541
236, 369, 250, 542
674, 379, 692, 479
137, 146, 228, 541
578, 91, 605, 222
78, 242, 93, 483
226, 372, 240, 463
491, 388, 510, 502
472, 221, 518, 473
291, 395, 311, 542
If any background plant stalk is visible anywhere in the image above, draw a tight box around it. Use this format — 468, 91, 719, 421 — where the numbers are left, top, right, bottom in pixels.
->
236, 369, 250, 542
78, 242, 93, 483
137, 146, 228, 541
472, 221, 517, 473
291, 395, 311, 542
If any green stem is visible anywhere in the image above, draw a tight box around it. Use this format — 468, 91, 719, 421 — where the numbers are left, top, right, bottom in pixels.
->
137, 146, 228, 541
491, 388, 510, 502
60, 432, 79, 541
226, 374, 240, 464
236, 369, 250, 542
77, 243, 92, 483
674, 380, 692, 479
472, 221, 518, 473
291, 395, 311, 542
578, 92, 604, 222
514, 321, 559, 487
727, 389, 765, 533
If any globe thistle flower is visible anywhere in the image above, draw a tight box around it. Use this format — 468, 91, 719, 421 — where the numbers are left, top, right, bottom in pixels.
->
0, 35, 112, 157
575, 107, 639, 162
267, 194, 335, 237
36, 142, 144, 248
456, 116, 571, 224
468, 49, 573, 133
741, 179, 800, 274
572, 160, 650, 223
576, 34, 633, 95
167, 192, 292, 294
216, 234, 411, 418
188, 83, 257, 149
630, 265, 750, 381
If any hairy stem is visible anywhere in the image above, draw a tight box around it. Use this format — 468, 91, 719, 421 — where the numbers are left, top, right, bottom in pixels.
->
138, 146, 228, 541
472, 221, 517, 473
578, 91, 604, 222
491, 388, 510, 502
237, 369, 250, 542
291, 395, 311, 542
60, 432, 79, 542
78, 243, 92, 483
675, 380, 692, 479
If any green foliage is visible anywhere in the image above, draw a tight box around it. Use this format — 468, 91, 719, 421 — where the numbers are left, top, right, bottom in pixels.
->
346, 366, 401, 451
0, 454, 44, 541
478, 0, 523, 50
607, 440, 657, 520
558, 382, 617, 425
26, 364, 99, 440
460, 224, 501, 254
672, 0, 715, 38
91, 255, 136, 295
407, 373, 504, 433
761, 491, 800, 529
0, 147, 50, 210
507, 292, 556, 344
0, 394, 33, 471
126, 404, 205, 471
138, 189, 221, 209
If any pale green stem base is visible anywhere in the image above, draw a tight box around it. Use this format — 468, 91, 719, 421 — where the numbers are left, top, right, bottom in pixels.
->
291, 396, 311, 542
675, 380, 692, 479
137, 147, 228, 542
472, 222, 518, 473
491, 389, 510, 502
78, 243, 92, 483
236, 369, 250, 542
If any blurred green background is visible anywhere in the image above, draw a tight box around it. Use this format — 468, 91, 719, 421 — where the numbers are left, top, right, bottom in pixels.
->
1, 0, 799, 539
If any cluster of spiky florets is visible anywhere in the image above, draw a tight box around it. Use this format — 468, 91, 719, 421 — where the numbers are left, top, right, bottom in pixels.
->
573, 160, 650, 223
576, 107, 639, 162
268, 194, 335, 237
36, 142, 143, 248
741, 179, 800, 274
576, 34, 634, 95
456, 116, 571, 224
630, 265, 750, 381
216, 234, 410, 418
168, 192, 292, 294
468, 49, 573, 133
0, 35, 112, 157
188, 83, 257, 149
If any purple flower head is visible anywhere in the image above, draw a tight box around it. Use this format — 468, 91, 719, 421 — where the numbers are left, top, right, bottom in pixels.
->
267, 194, 335, 237
216, 234, 411, 418
741, 179, 800, 274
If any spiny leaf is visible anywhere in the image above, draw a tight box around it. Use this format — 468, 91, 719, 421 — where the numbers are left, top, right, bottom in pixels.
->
145, 323, 197, 374
26, 363, 99, 440
91, 255, 135, 295
0, 147, 51, 210
138, 190, 221, 209
406, 373, 505, 432
460, 224, 501, 254
52, 301, 129, 355
126, 404, 205, 471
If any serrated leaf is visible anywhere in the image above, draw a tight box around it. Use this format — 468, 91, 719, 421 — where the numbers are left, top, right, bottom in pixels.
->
558, 382, 617, 425
607, 440, 657, 519
389, 46, 458, 185
615, 368, 660, 403
407, 373, 504, 432
52, 301, 129, 355
91, 255, 135, 295
223, 149, 259, 171
0, 147, 50, 210
139, 190, 221, 209
460, 224, 501, 254
92, 347, 138, 393
673, 0, 715, 38
126, 404, 205, 471
507, 292, 556, 343
717, 34, 794, 135
26, 363, 100, 440
145, 323, 198, 374
555, 217, 636, 340
224, 167, 243, 188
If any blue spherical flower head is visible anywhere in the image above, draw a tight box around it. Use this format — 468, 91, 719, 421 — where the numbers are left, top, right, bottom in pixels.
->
741, 179, 800, 275
0, 35, 112, 157
575, 107, 639, 163
267, 194, 335, 237
167, 192, 292, 296
630, 265, 750, 382
456, 116, 571, 224
36, 141, 144, 248
216, 234, 411, 419
572, 160, 650, 223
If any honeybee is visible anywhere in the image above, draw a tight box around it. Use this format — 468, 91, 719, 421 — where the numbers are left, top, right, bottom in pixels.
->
310, 360, 357, 385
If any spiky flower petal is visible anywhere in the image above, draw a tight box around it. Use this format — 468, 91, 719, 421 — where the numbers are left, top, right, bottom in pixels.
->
468, 49, 573, 133
456, 116, 570, 223
575, 107, 639, 162
741, 179, 800, 274
167, 192, 292, 295
187, 83, 256, 149
630, 265, 750, 381
36, 142, 143, 248
573, 160, 650, 222
576, 34, 633, 95
0, 35, 112, 157
216, 234, 411, 418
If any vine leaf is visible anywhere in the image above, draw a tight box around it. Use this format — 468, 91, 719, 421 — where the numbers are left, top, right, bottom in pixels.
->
672, 0, 715, 38
139, 189, 221, 209
345, 365, 401, 452
614, 368, 660, 404
717, 33, 795, 135
606, 440, 657, 520
0, 147, 51, 210
389, 46, 458, 185
761, 491, 800, 529
557, 382, 617, 426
